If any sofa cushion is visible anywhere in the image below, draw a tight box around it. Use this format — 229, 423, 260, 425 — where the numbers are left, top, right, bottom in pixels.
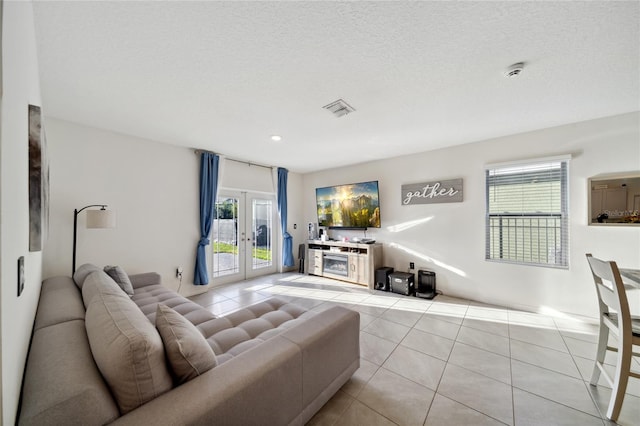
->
18, 320, 120, 426
155, 304, 217, 384
33, 276, 85, 331
72, 263, 101, 289
104, 265, 135, 295
198, 298, 316, 363
132, 284, 217, 325
129, 271, 162, 289
81, 270, 119, 308
85, 274, 173, 414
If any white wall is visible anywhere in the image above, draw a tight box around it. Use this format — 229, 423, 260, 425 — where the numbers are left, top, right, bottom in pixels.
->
0, 2, 43, 423
303, 112, 640, 319
42, 119, 204, 295
42, 119, 305, 292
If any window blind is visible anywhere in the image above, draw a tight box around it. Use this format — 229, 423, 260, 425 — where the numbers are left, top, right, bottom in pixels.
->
485, 158, 569, 268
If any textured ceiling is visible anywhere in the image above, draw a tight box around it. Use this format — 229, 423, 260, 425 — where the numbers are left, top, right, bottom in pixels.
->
32, 1, 639, 173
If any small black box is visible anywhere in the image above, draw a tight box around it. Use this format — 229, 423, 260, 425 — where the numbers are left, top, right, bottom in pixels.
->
416, 270, 436, 299
375, 267, 394, 291
389, 272, 415, 296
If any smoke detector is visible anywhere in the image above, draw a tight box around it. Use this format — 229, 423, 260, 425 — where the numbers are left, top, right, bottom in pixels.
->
323, 99, 355, 118
504, 62, 525, 78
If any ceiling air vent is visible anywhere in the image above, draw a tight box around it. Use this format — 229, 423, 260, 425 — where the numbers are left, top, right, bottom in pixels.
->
323, 99, 355, 118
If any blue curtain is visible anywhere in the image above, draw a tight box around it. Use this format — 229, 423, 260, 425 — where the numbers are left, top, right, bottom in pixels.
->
277, 167, 294, 267
194, 152, 219, 285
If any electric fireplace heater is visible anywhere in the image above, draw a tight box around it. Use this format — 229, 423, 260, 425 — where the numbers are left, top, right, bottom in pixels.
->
323, 254, 348, 277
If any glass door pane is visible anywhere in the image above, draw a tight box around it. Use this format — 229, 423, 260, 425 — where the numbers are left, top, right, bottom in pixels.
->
212, 196, 241, 280
247, 196, 276, 278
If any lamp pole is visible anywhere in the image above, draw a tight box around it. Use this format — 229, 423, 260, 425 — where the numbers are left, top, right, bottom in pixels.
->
72, 204, 107, 275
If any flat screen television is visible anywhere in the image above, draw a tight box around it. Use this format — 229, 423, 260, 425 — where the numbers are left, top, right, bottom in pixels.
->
315, 180, 381, 229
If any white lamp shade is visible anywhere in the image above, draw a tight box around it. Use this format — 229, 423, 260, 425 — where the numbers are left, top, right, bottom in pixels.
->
86, 209, 116, 229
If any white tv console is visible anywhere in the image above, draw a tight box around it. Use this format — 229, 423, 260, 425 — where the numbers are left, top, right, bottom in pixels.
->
307, 240, 383, 289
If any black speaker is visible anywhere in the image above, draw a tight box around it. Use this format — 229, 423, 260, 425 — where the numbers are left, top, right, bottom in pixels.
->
390, 272, 415, 296
416, 270, 436, 299
375, 267, 394, 291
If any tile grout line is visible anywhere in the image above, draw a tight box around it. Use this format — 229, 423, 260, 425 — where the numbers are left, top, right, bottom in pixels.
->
424, 307, 514, 426
507, 315, 608, 424
555, 319, 608, 424
426, 307, 464, 423
508, 312, 516, 426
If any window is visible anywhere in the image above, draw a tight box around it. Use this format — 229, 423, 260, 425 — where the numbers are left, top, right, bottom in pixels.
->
485, 157, 569, 268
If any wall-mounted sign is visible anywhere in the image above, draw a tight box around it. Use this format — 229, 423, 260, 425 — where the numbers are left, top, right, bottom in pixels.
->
402, 178, 463, 205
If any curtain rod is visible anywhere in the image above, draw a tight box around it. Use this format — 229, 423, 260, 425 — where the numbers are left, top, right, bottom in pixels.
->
193, 149, 273, 170
226, 158, 274, 170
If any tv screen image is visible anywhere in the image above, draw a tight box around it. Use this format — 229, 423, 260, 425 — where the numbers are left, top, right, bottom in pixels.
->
316, 181, 381, 228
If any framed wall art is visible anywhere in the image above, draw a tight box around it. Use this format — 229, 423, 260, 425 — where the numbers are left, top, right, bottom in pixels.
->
28, 104, 49, 250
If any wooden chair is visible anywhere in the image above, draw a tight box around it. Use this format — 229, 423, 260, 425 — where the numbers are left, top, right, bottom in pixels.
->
585, 253, 640, 421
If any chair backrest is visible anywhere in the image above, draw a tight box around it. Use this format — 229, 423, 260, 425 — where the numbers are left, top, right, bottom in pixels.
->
586, 253, 632, 331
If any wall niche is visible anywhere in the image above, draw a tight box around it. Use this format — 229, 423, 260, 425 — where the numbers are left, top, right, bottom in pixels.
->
588, 172, 640, 226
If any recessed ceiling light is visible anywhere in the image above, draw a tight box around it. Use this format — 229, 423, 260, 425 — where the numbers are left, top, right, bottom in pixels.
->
270, 135, 282, 142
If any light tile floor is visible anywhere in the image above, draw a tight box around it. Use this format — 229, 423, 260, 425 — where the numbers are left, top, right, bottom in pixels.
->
188, 273, 640, 426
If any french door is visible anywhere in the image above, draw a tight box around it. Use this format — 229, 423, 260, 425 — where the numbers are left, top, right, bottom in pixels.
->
211, 191, 277, 285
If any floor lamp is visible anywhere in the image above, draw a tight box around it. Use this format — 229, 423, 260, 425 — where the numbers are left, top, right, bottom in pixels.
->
73, 204, 116, 275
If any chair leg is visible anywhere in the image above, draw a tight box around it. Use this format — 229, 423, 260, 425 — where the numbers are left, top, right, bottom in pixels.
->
590, 322, 609, 386
605, 337, 632, 421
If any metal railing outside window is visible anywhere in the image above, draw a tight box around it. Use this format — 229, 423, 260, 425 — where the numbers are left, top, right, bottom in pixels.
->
485, 157, 569, 268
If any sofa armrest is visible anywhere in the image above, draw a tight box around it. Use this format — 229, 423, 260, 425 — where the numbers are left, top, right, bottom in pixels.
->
129, 272, 161, 289
111, 336, 304, 426
281, 306, 360, 407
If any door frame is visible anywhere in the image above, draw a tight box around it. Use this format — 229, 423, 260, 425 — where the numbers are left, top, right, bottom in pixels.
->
211, 191, 278, 286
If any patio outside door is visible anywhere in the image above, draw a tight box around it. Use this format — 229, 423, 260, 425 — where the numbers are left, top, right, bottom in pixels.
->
211, 191, 276, 285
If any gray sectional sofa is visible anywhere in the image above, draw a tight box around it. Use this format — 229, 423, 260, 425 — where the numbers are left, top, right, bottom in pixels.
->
18, 264, 360, 425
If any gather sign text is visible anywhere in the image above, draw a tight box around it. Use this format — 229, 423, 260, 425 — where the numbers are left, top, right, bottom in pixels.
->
401, 178, 463, 205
